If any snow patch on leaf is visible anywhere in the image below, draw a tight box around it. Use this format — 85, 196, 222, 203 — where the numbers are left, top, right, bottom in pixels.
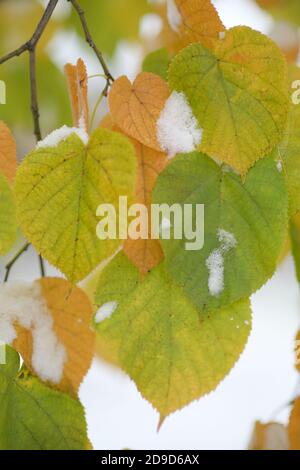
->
206, 229, 237, 296
167, 0, 181, 32
37, 125, 89, 149
95, 301, 118, 324
0, 282, 66, 383
157, 91, 202, 158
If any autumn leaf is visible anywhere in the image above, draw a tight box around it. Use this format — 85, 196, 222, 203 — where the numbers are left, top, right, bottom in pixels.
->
64, 58, 89, 131
14, 128, 136, 283
99, 113, 168, 273
0, 347, 88, 450
142, 48, 170, 80
249, 421, 289, 450
124, 139, 168, 274
0, 172, 17, 256
288, 397, 300, 450
9, 278, 95, 396
94, 253, 251, 420
153, 152, 288, 311
168, 26, 289, 175
274, 65, 300, 216
108, 72, 170, 151
0, 121, 17, 182
290, 213, 300, 283
165, 0, 225, 50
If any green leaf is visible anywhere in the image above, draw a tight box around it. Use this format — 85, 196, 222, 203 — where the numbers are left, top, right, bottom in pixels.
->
0, 347, 88, 450
0, 172, 17, 256
95, 253, 251, 419
290, 212, 300, 283
273, 65, 300, 216
153, 152, 288, 312
142, 48, 170, 80
14, 128, 136, 283
168, 26, 288, 175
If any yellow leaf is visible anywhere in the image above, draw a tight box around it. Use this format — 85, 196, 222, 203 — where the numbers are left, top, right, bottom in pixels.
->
108, 72, 170, 151
169, 26, 289, 175
0, 121, 17, 183
13, 277, 95, 396
249, 421, 289, 450
124, 139, 168, 274
64, 58, 89, 131
15, 129, 137, 283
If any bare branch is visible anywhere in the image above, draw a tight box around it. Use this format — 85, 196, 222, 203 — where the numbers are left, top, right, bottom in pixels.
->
68, 0, 114, 96
4, 243, 30, 282
0, 0, 59, 65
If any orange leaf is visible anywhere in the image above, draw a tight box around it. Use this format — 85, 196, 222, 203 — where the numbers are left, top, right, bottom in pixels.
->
295, 330, 300, 373
64, 58, 89, 131
124, 139, 168, 274
162, 0, 225, 52
0, 121, 17, 182
13, 278, 95, 396
289, 398, 300, 450
108, 72, 170, 151
249, 421, 289, 450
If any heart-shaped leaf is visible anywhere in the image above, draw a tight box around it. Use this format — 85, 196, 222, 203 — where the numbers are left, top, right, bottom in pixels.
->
94, 252, 251, 420
168, 26, 288, 174
153, 152, 288, 311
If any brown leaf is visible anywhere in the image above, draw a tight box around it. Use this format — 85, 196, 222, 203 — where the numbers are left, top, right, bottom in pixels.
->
249, 421, 289, 450
289, 398, 300, 449
158, 0, 225, 53
14, 277, 95, 396
124, 139, 168, 274
108, 72, 170, 151
0, 121, 17, 182
64, 58, 89, 131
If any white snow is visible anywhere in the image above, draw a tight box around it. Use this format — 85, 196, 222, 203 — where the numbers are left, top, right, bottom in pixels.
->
167, 0, 182, 32
276, 161, 283, 172
0, 282, 66, 383
157, 91, 202, 158
206, 229, 237, 296
37, 125, 89, 149
95, 301, 118, 324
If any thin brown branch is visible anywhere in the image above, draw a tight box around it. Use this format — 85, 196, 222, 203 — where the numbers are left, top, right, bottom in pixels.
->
68, 0, 114, 96
0, 0, 59, 65
29, 49, 41, 142
0, 1, 59, 279
4, 243, 30, 282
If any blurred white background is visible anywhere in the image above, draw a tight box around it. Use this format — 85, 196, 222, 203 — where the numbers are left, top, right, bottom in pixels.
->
3, 0, 300, 450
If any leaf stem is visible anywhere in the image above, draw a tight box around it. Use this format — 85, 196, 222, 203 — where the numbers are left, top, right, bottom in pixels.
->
89, 91, 104, 131
4, 243, 30, 282
68, 0, 114, 96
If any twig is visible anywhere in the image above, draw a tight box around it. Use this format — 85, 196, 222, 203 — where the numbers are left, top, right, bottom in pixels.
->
0, 0, 59, 65
68, 0, 114, 96
4, 243, 30, 282
0, 1, 59, 278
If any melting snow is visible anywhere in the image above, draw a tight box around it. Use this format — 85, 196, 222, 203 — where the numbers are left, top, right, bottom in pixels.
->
206, 229, 237, 297
37, 125, 89, 149
167, 0, 181, 32
0, 282, 66, 383
95, 301, 118, 324
157, 91, 202, 158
